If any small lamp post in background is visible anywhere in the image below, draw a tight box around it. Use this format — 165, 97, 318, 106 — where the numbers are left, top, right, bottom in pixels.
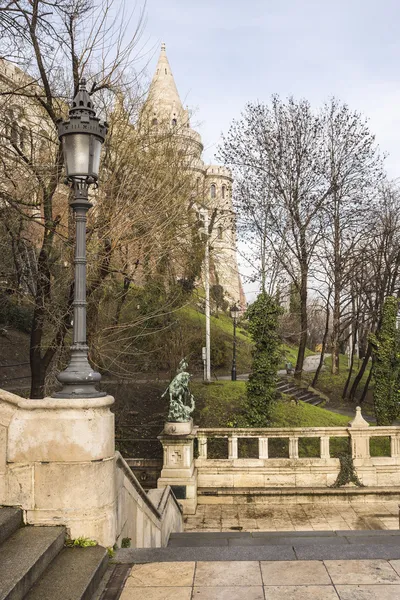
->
53, 79, 108, 398
230, 303, 240, 381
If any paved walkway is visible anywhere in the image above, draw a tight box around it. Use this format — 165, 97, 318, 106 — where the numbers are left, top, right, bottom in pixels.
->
118, 558, 400, 599
184, 503, 399, 532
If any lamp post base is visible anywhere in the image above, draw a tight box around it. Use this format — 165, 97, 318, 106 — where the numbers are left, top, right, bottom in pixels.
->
52, 346, 106, 398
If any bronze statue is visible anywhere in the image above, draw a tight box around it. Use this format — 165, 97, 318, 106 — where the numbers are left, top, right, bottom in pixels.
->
162, 358, 195, 422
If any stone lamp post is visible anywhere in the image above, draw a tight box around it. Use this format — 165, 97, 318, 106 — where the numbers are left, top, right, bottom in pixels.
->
53, 79, 108, 398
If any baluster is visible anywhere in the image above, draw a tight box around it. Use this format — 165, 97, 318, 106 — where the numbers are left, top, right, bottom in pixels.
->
320, 436, 330, 459
289, 437, 299, 459
391, 435, 400, 458
198, 436, 208, 459
228, 435, 238, 459
259, 437, 269, 459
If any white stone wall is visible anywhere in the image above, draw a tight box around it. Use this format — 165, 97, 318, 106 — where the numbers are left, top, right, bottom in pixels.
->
0, 388, 183, 548
194, 414, 400, 492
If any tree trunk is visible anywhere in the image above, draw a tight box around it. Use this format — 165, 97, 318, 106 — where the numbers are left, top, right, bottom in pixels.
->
331, 285, 340, 374
331, 194, 341, 374
349, 344, 372, 402
360, 362, 373, 404
29, 328, 46, 399
295, 263, 308, 379
342, 323, 357, 399
312, 289, 331, 388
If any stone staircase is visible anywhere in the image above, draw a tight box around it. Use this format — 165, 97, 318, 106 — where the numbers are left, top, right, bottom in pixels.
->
0, 507, 108, 600
115, 529, 400, 563
277, 377, 325, 406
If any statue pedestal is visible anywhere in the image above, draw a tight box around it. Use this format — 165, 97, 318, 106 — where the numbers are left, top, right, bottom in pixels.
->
157, 421, 197, 515
163, 419, 193, 436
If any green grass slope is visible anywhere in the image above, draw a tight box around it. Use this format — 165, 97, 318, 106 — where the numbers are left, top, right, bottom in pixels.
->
179, 304, 314, 374
193, 380, 350, 428
192, 380, 388, 457
302, 353, 372, 408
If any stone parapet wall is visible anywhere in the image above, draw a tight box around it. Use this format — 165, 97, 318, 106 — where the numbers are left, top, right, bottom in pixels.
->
0, 388, 183, 548
115, 452, 182, 548
195, 410, 400, 490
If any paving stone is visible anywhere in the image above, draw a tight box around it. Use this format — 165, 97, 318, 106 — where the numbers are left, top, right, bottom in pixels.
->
324, 559, 400, 585
124, 562, 195, 587
116, 545, 296, 563
336, 585, 400, 599
345, 536, 400, 545
192, 587, 264, 600
336, 530, 400, 537
390, 559, 400, 577
194, 561, 262, 586
263, 586, 339, 599
300, 543, 400, 560
228, 536, 347, 547
169, 537, 229, 547
120, 587, 191, 600
261, 560, 331, 585
171, 532, 251, 539
251, 531, 337, 538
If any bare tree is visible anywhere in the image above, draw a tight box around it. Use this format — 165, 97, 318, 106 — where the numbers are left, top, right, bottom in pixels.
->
320, 98, 383, 375
0, 1, 204, 396
220, 96, 332, 377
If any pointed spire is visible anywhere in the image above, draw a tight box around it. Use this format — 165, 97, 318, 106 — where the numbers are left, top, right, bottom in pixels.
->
147, 42, 185, 121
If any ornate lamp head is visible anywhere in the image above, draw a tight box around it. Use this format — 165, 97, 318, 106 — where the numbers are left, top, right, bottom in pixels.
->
58, 79, 108, 183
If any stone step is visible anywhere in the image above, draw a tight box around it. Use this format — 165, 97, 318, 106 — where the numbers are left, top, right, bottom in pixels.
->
24, 546, 109, 600
277, 379, 325, 406
168, 530, 400, 547
295, 392, 314, 400
309, 397, 324, 406
0, 508, 22, 546
279, 386, 299, 394
0, 526, 65, 600
197, 486, 400, 505
115, 535, 400, 562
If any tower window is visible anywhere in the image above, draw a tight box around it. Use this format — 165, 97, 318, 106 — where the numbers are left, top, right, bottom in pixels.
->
152, 118, 158, 126
218, 226, 223, 240
165, 68, 167, 74
222, 185, 226, 199
172, 118, 177, 126
210, 184, 216, 199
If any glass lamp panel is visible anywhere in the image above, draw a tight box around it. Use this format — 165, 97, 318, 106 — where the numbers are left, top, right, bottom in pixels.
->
63, 133, 90, 177
90, 136, 102, 178
231, 306, 240, 319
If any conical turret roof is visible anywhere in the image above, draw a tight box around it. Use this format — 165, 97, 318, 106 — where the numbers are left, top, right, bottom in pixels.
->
147, 43, 185, 118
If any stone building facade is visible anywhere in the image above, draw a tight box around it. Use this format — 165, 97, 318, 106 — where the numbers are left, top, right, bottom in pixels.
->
145, 44, 245, 307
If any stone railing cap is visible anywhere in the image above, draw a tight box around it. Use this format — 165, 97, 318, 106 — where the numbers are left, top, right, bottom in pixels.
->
349, 406, 369, 428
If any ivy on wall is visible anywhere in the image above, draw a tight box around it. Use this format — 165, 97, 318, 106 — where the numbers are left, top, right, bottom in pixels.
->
331, 438, 364, 488
369, 296, 400, 425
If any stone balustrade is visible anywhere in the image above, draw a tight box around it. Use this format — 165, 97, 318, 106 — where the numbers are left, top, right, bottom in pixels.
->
193, 409, 400, 490
156, 408, 400, 513
196, 425, 400, 461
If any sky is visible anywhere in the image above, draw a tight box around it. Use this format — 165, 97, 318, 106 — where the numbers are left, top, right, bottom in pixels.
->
132, 0, 400, 175
125, 0, 400, 298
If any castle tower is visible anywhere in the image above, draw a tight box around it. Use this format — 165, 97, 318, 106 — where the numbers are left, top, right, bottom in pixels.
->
146, 44, 244, 307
